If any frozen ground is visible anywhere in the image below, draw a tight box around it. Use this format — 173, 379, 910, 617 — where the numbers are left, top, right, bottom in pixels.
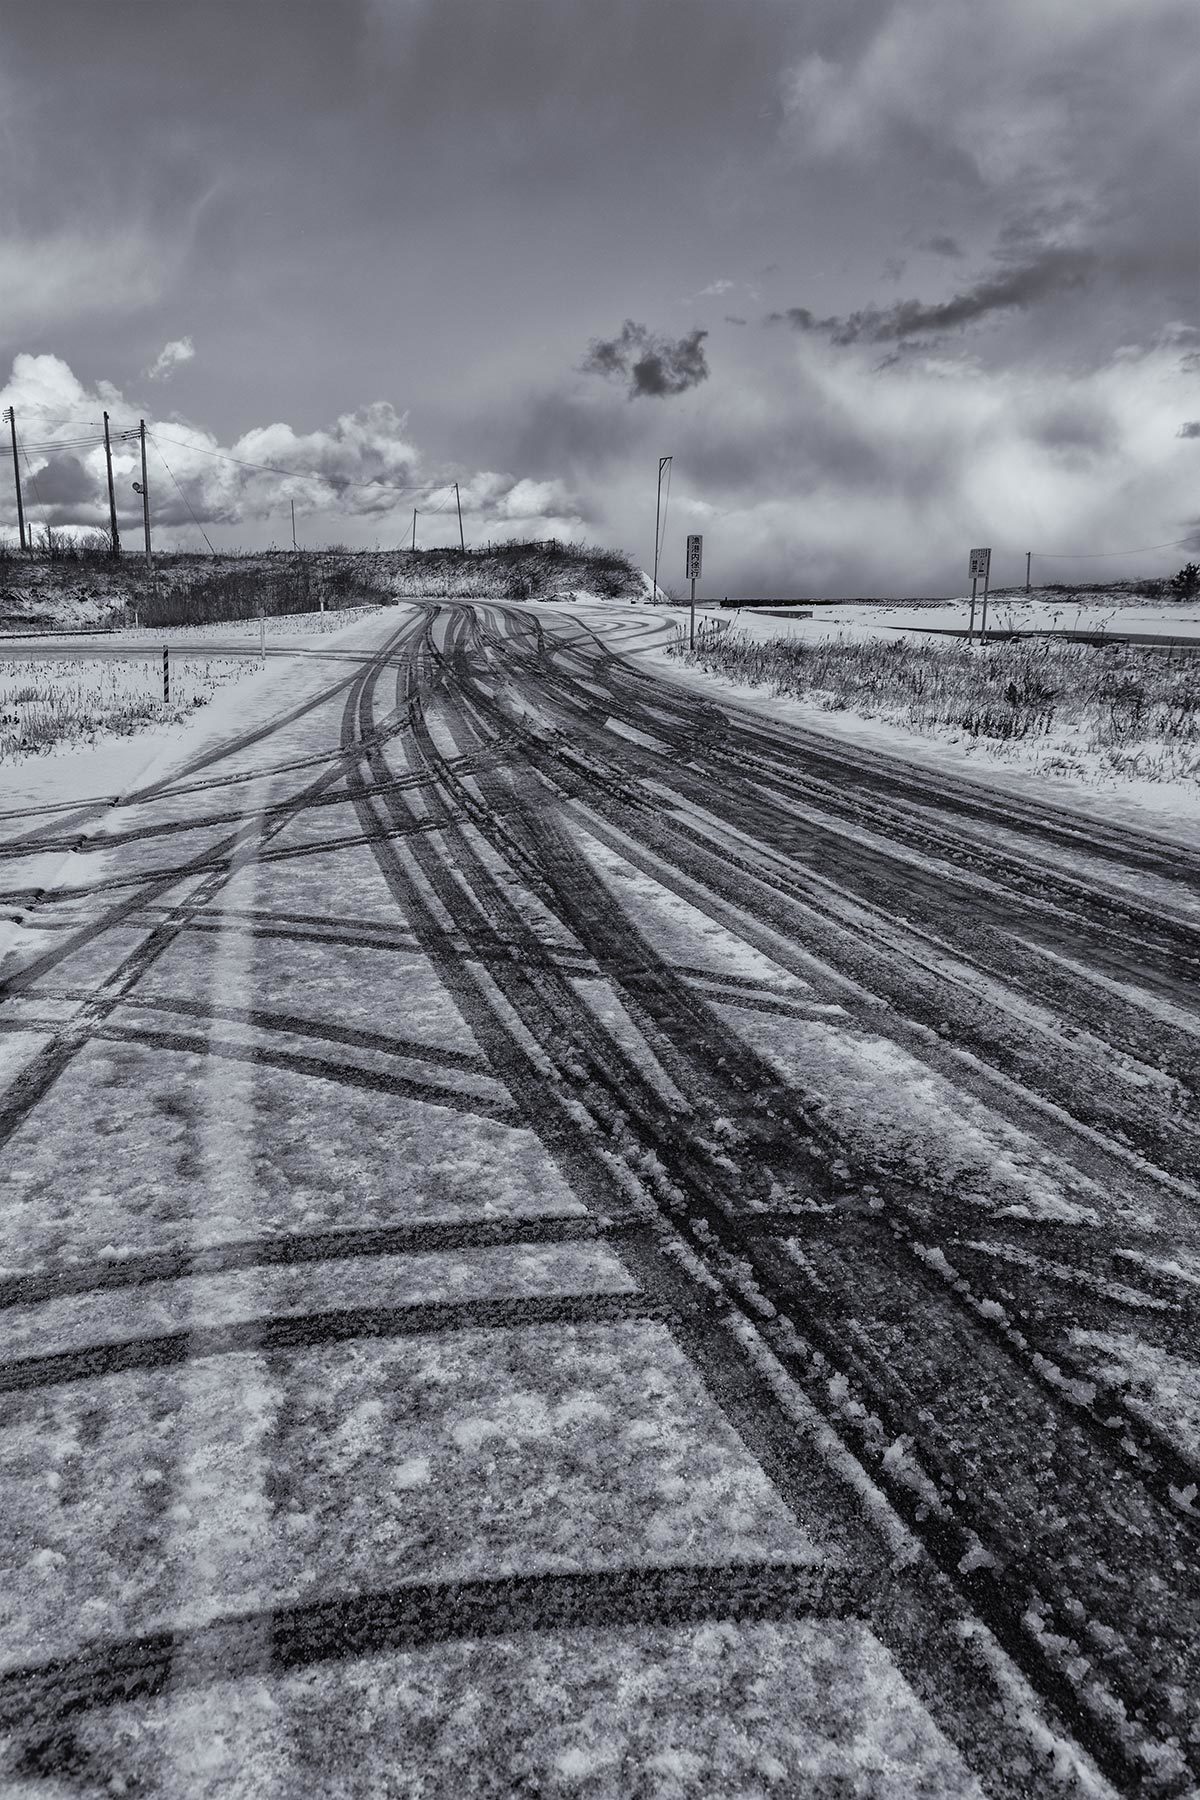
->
704, 590, 1200, 647
0, 596, 1196, 1794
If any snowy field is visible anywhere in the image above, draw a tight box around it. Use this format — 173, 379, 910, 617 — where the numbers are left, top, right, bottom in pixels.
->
591, 597, 1200, 844
0, 653, 251, 759
704, 591, 1200, 647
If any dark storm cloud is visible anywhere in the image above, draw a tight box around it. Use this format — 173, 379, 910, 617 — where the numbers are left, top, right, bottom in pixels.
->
767, 247, 1098, 345
582, 323, 710, 400
919, 235, 963, 259
5, 0, 1197, 586
25, 455, 94, 507
1027, 401, 1118, 458
1178, 422, 1200, 439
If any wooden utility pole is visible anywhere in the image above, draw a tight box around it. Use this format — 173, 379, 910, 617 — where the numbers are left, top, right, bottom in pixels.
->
652, 456, 671, 602
6, 408, 26, 552
291, 499, 298, 551
412, 509, 418, 551
139, 420, 152, 566
103, 412, 120, 557
1026, 551, 1031, 594
455, 483, 465, 552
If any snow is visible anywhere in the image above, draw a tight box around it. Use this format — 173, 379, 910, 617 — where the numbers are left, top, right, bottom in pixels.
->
4, 1241, 638, 1362
669, 593, 1200, 648
0, 1039, 586, 1276
561, 810, 1103, 1227
0, 1321, 831, 1670
542, 597, 1200, 846
0, 587, 1180, 1791
9, 1621, 989, 1798
1069, 1330, 1200, 1457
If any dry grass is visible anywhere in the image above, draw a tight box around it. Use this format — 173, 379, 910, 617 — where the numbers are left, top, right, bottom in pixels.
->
1, 542, 643, 633
0, 656, 247, 758
671, 626, 1200, 784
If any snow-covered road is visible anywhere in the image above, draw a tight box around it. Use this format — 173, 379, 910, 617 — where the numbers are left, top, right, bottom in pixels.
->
0, 599, 1197, 1796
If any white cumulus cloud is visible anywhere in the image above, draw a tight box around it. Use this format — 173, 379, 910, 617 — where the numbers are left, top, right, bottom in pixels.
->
145, 336, 196, 382
0, 352, 584, 548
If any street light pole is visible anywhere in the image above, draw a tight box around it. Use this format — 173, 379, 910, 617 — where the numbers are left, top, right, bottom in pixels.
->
652, 455, 671, 601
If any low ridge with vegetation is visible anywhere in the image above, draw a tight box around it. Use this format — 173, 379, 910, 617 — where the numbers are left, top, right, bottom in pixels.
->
0, 540, 643, 632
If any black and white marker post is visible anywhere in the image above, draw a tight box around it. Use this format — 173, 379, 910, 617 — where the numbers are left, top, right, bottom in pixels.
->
967, 546, 991, 644
686, 533, 703, 650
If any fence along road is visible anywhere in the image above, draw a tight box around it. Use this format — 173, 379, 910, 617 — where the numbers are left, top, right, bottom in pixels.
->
0, 597, 1197, 1796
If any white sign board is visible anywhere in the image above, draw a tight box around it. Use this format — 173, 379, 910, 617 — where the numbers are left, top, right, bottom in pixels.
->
968, 547, 991, 581
686, 534, 703, 580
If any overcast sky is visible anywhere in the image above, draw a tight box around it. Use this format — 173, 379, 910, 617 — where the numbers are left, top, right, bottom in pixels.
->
1, 0, 1197, 593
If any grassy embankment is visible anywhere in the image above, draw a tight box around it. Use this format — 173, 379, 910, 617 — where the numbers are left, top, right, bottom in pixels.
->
671, 627, 1200, 785
0, 541, 641, 631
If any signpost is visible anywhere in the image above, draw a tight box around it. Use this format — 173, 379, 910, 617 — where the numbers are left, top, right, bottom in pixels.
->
967, 547, 991, 643
686, 534, 703, 649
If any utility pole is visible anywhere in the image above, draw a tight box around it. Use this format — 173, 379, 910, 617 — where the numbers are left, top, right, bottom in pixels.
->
139, 420, 152, 566
455, 483, 465, 552
6, 408, 26, 552
412, 509, 418, 551
103, 412, 120, 557
652, 456, 671, 602
1025, 551, 1031, 594
291, 499, 298, 552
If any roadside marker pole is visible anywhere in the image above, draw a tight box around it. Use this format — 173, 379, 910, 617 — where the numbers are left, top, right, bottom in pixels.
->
966, 549, 991, 645
980, 563, 990, 639
162, 646, 170, 705
685, 534, 703, 650
1026, 551, 1031, 594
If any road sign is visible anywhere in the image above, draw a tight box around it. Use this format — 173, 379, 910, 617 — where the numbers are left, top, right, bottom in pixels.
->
968, 547, 991, 580
686, 534, 703, 580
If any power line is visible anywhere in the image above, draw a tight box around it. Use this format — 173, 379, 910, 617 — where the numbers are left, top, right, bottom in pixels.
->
1030, 533, 1200, 559
17, 437, 48, 528
20, 436, 108, 456
148, 430, 218, 558
2, 410, 108, 434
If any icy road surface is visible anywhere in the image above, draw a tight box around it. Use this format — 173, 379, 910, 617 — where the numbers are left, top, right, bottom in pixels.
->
0, 600, 1198, 1798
